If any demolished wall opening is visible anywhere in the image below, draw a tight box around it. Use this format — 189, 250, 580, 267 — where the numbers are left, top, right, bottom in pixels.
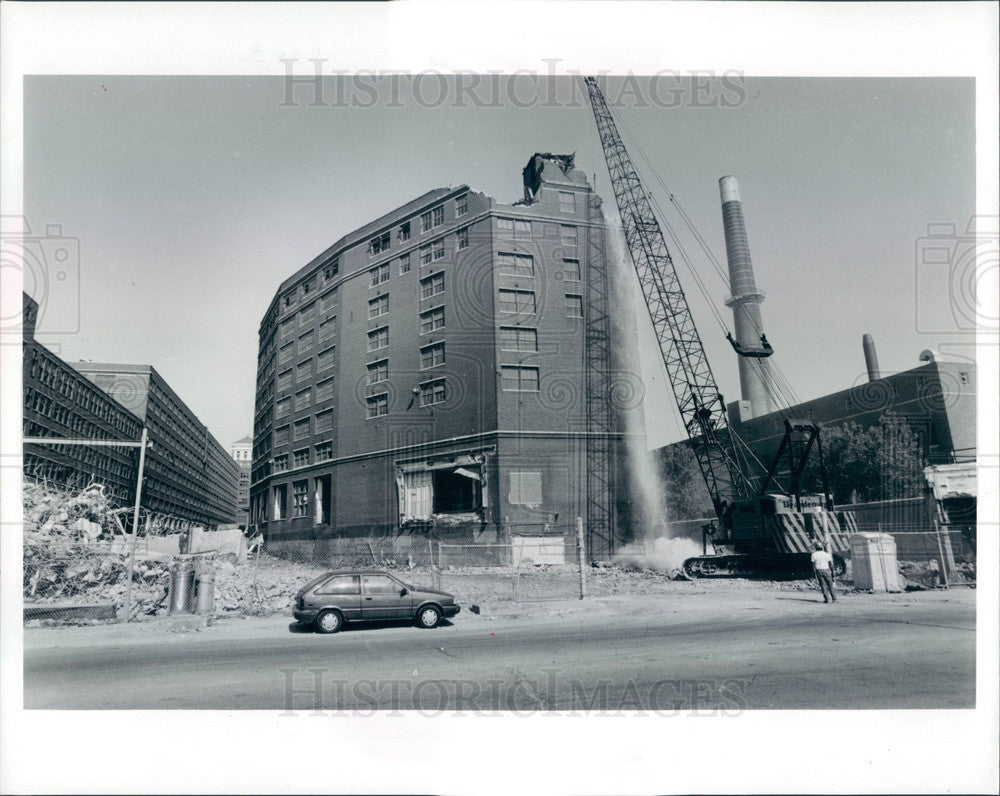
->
432, 467, 482, 514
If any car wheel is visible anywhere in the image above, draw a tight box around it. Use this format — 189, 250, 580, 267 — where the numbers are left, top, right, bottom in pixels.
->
416, 605, 441, 629
314, 609, 342, 634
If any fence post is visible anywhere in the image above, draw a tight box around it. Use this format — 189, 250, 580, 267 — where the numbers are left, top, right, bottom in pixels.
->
576, 516, 587, 600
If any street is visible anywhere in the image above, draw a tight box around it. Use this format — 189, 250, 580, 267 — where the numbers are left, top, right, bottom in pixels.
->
23, 588, 975, 711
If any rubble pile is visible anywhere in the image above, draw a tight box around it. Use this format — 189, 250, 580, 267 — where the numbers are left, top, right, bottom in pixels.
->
213, 555, 327, 616
23, 481, 169, 618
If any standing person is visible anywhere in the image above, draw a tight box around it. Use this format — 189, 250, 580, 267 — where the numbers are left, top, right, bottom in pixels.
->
811, 540, 837, 603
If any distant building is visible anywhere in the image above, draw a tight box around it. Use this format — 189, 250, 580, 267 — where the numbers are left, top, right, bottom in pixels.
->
251, 154, 637, 560
230, 436, 252, 526
67, 362, 240, 529
23, 294, 145, 508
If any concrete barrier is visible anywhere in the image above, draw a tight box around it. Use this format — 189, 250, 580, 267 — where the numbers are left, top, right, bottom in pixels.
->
189, 527, 247, 564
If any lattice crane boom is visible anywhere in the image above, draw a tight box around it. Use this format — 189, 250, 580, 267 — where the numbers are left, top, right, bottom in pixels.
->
583, 76, 753, 516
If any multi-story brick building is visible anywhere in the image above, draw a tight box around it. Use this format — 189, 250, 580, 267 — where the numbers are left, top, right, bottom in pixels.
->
69, 363, 240, 529
251, 154, 636, 560
23, 293, 145, 508
230, 435, 252, 526
23, 293, 240, 528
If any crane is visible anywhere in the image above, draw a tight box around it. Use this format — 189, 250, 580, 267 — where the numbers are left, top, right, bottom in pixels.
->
583, 76, 849, 577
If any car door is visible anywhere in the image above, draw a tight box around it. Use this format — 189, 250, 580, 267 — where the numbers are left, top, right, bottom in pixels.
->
361, 574, 410, 620
313, 574, 362, 621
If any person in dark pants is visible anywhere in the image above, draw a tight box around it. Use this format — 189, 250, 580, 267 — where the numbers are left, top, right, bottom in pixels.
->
811, 540, 837, 603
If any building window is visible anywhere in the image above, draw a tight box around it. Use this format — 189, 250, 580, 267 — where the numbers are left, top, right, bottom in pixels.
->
316, 377, 335, 402
294, 388, 311, 411
278, 343, 294, 365
319, 317, 336, 342
558, 191, 576, 213
315, 409, 333, 433
509, 471, 543, 506
501, 365, 540, 392
419, 379, 446, 407
561, 225, 576, 248
420, 342, 445, 370
296, 360, 312, 383
498, 289, 536, 314
420, 306, 445, 334
421, 205, 444, 233
292, 481, 309, 517
293, 449, 310, 468
367, 359, 389, 385
299, 330, 315, 352
317, 346, 336, 371
302, 278, 315, 296
320, 290, 337, 314
420, 244, 432, 265
368, 294, 389, 319
276, 397, 291, 418
369, 263, 390, 287
457, 227, 469, 250
294, 418, 310, 441
399, 221, 411, 242
273, 484, 287, 518
500, 326, 538, 352
279, 318, 295, 339
367, 326, 389, 351
497, 218, 531, 238
323, 258, 339, 280
456, 195, 468, 217
399, 253, 411, 274
299, 303, 316, 326
283, 292, 295, 309
432, 239, 445, 261
369, 231, 391, 255
366, 393, 388, 418
315, 441, 333, 461
566, 293, 584, 319
498, 252, 534, 276
562, 258, 581, 281
277, 370, 293, 391
421, 272, 445, 299
274, 426, 291, 446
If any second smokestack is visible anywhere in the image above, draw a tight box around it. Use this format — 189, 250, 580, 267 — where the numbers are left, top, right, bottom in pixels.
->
863, 333, 880, 383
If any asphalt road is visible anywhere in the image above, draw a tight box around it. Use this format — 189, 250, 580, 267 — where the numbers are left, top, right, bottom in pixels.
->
24, 591, 975, 711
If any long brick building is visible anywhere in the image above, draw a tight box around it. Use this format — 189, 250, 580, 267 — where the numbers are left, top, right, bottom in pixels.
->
251, 154, 638, 560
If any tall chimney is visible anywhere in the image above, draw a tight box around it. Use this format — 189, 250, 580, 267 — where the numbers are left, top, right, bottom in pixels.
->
862, 333, 880, 382
719, 176, 775, 418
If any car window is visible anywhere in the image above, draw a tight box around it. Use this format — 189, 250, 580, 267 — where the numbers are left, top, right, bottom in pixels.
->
315, 575, 360, 595
363, 575, 401, 594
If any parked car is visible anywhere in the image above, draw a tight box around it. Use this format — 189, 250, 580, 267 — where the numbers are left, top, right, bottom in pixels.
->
293, 570, 460, 633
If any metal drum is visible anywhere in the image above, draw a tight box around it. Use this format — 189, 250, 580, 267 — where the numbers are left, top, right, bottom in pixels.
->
168, 559, 196, 615
194, 562, 215, 615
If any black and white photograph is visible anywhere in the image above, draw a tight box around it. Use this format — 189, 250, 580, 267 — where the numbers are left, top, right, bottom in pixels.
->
1, 2, 997, 794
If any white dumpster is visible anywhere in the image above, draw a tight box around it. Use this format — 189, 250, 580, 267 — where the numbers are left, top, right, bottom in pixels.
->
849, 532, 902, 592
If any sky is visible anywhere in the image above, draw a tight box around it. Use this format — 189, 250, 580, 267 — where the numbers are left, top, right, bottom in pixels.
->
24, 75, 976, 450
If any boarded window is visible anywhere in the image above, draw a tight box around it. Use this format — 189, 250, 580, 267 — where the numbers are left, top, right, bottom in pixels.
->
315, 409, 333, 433
509, 471, 543, 506
316, 377, 335, 401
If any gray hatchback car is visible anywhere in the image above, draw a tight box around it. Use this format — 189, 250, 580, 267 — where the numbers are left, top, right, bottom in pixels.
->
293, 570, 460, 633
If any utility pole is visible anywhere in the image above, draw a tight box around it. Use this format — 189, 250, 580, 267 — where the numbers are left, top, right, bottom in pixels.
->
124, 427, 149, 621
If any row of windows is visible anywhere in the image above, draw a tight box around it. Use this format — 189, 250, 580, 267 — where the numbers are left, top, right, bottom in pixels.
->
497, 288, 583, 318
369, 226, 469, 287
366, 378, 446, 418
282, 260, 339, 311
366, 196, 468, 260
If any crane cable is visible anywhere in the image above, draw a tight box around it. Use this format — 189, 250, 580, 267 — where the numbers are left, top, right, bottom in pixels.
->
610, 108, 804, 410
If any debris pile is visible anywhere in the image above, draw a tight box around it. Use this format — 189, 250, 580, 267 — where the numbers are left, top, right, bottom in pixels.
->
23, 481, 169, 619
213, 555, 327, 616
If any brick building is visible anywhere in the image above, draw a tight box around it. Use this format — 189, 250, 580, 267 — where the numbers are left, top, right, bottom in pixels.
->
251, 154, 637, 560
68, 363, 240, 529
231, 435, 252, 526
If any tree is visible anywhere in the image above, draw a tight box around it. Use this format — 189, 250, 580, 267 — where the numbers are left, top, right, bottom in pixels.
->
805, 412, 927, 503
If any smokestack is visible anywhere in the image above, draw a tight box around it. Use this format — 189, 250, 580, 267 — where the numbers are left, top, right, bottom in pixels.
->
862, 333, 880, 382
719, 176, 775, 418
